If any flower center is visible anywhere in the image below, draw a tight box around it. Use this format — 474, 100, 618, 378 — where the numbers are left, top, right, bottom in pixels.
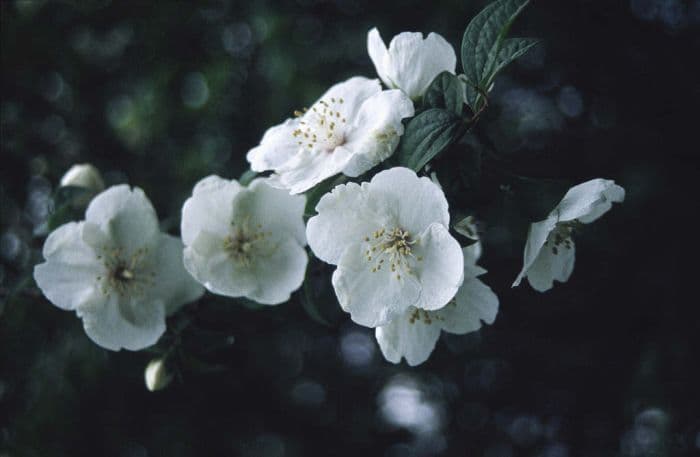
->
96, 246, 154, 297
223, 220, 269, 267
363, 227, 422, 280
292, 97, 347, 153
545, 220, 581, 255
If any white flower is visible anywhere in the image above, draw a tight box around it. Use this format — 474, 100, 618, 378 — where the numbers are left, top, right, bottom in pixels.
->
375, 243, 499, 366
246, 76, 414, 194
60, 163, 105, 193
513, 178, 625, 292
367, 28, 457, 100
181, 175, 308, 304
33, 185, 204, 351
306, 167, 464, 327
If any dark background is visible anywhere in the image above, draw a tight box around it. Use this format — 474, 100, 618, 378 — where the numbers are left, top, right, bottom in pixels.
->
1, 0, 699, 456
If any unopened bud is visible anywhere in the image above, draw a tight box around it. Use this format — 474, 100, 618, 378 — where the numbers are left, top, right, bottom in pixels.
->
60, 163, 105, 193
144, 358, 172, 392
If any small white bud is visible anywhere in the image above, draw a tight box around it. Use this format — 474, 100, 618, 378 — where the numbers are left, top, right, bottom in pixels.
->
144, 358, 172, 392
60, 163, 105, 193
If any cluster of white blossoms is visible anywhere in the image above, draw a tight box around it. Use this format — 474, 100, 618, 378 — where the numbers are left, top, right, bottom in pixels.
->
34, 22, 625, 370
246, 28, 457, 195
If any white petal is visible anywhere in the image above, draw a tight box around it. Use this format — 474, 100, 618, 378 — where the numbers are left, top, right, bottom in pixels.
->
246, 237, 308, 305
270, 146, 354, 194
312, 76, 381, 123
181, 175, 241, 246
306, 181, 387, 265
239, 178, 306, 246
512, 218, 557, 287
375, 307, 442, 366
437, 278, 499, 335
552, 178, 625, 224
149, 234, 204, 315
33, 222, 104, 311
367, 167, 450, 236
332, 243, 421, 327
85, 185, 159, 254
413, 223, 464, 311
78, 294, 166, 351
367, 28, 393, 89
341, 89, 415, 177
385, 31, 457, 99
183, 230, 256, 298
246, 119, 301, 172
525, 240, 576, 292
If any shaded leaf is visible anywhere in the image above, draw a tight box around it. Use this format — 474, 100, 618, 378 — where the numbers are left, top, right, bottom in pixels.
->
461, 0, 530, 108
485, 37, 538, 87
423, 71, 465, 116
396, 108, 466, 172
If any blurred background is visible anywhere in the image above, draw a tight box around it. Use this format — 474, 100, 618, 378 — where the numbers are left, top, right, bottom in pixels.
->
1, 0, 699, 456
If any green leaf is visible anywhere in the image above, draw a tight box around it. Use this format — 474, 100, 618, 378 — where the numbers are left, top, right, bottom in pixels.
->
423, 71, 465, 116
485, 37, 538, 87
461, 0, 530, 107
396, 108, 466, 172
303, 174, 347, 218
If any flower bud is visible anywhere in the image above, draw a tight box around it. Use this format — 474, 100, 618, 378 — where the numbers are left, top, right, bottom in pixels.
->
60, 163, 105, 193
144, 358, 172, 392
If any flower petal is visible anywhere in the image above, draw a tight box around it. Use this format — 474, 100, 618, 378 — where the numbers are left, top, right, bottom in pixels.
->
78, 294, 166, 351
385, 31, 456, 99
149, 234, 204, 315
512, 218, 557, 287
268, 146, 354, 194
413, 223, 464, 311
313, 76, 381, 123
341, 89, 415, 177
181, 175, 241, 246
246, 237, 308, 305
332, 242, 421, 327
375, 307, 442, 366
367, 167, 450, 235
239, 178, 306, 246
437, 278, 499, 335
183, 230, 256, 298
246, 118, 301, 172
85, 185, 159, 255
367, 28, 393, 89
524, 240, 576, 292
552, 178, 625, 224
33, 222, 103, 311
306, 181, 387, 265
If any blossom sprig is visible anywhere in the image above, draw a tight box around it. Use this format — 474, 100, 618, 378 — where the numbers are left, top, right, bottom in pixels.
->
31, 0, 627, 373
